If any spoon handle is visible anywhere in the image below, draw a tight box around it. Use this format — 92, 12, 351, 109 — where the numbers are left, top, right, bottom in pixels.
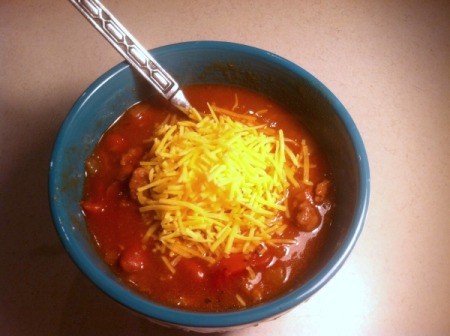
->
69, 0, 191, 113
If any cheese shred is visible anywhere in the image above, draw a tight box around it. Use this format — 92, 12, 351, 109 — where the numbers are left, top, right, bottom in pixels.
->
236, 294, 246, 307
137, 104, 310, 263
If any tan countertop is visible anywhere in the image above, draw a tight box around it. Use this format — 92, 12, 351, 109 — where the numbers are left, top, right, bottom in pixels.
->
1, 1, 449, 335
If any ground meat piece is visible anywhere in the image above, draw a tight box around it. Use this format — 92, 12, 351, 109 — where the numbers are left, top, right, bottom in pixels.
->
291, 187, 313, 209
129, 167, 148, 200
289, 186, 320, 231
314, 179, 330, 203
104, 249, 120, 266
295, 201, 321, 232
117, 147, 144, 180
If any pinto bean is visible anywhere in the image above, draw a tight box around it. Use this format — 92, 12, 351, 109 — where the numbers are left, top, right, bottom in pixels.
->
120, 147, 144, 166
295, 201, 320, 232
129, 167, 148, 200
119, 246, 146, 273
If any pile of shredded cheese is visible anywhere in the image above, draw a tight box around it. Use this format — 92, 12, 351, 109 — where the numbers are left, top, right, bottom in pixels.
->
137, 104, 311, 265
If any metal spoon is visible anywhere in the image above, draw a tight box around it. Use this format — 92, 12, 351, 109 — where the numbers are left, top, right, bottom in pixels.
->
69, 0, 192, 116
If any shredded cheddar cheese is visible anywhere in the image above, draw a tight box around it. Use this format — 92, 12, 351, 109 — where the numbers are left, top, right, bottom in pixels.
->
137, 105, 309, 263
246, 266, 256, 280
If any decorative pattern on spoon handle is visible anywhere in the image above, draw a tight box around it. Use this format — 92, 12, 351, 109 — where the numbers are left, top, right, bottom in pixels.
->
69, 0, 179, 99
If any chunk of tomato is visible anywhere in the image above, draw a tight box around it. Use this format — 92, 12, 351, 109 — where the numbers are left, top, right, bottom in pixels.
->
217, 251, 274, 277
178, 258, 207, 282
217, 253, 249, 277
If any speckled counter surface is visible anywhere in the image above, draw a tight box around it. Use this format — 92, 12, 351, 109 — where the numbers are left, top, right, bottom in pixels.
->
1, 1, 449, 335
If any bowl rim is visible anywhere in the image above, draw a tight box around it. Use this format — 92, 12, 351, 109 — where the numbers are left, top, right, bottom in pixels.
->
49, 40, 370, 328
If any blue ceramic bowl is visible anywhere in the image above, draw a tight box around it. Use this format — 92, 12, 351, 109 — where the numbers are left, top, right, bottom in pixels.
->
49, 41, 369, 332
